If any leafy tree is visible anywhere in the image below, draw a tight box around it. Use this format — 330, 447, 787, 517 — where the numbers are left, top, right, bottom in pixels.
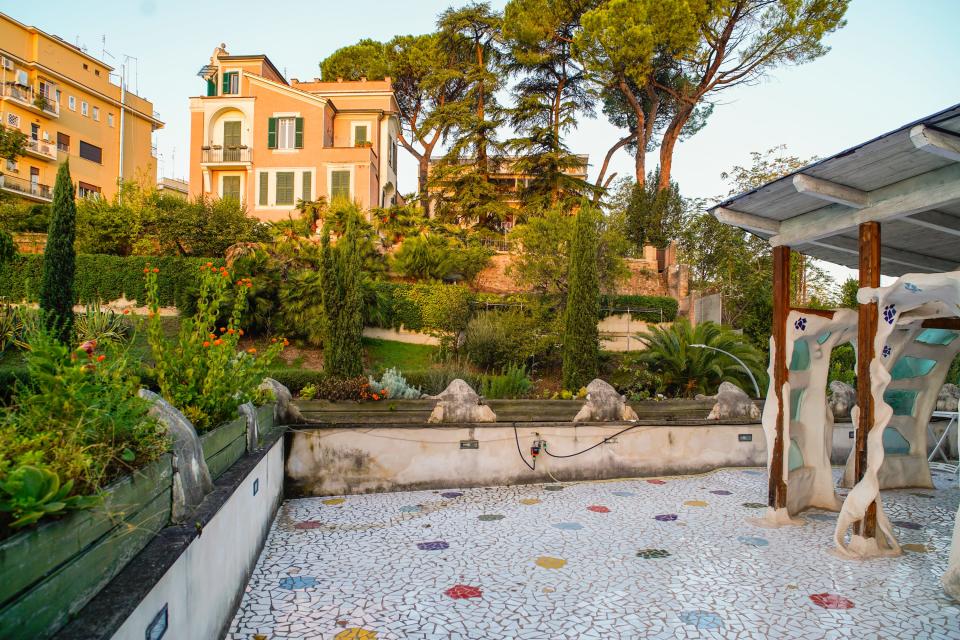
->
509, 206, 628, 295
621, 168, 684, 250
635, 319, 766, 397
562, 204, 600, 390
390, 234, 492, 283
0, 124, 27, 163
39, 161, 77, 343
838, 277, 859, 309
321, 210, 365, 378
653, 0, 849, 190
0, 229, 16, 265
320, 38, 391, 81
502, 0, 597, 212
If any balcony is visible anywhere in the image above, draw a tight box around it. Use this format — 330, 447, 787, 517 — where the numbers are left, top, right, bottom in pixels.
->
0, 173, 52, 202
23, 138, 57, 162
1, 83, 60, 118
201, 146, 252, 168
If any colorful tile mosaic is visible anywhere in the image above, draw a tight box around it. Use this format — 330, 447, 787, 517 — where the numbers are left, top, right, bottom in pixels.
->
646, 479, 666, 485
478, 514, 505, 521
519, 498, 541, 505
322, 498, 346, 506
544, 485, 564, 491
684, 500, 708, 507
710, 490, 733, 495
535, 556, 567, 569
333, 628, 378, 640
552, 521, 583, 530
229, 468, 960, 639
440, 491, 463, 499
892, 520, 923, 530
654, 513, 678, 521
737, 535, 770, 547
586, 505, 610, 513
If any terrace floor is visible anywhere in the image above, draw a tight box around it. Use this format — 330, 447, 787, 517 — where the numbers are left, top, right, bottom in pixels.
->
228, 468, 960, 639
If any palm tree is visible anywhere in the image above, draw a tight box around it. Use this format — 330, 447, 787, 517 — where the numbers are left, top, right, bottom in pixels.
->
635, 319, 766, 398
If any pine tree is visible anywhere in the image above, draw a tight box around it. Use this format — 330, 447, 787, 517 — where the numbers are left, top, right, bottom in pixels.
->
39, 161, 77, 343
561, 203, 600, 390
321, 209, 365, 378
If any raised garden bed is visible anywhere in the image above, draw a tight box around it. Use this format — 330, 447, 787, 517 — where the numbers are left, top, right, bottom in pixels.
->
0, 403, 277, 639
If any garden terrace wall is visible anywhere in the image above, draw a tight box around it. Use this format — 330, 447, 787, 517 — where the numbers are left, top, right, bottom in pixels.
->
0, 403, 276, 639
0, 254, 223, 308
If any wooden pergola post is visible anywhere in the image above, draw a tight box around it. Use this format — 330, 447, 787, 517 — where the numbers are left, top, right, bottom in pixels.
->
855, 221, 881, 537
768, 245, 791, 509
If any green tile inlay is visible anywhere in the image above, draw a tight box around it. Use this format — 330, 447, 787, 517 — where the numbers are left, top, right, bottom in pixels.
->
884, 390, 917, 416
789, 340, 810, 371
882, 427, 911, 455
915, 329, 958, 346
789, 388, 804, 422
890, 356, 936, 380
788, 439, 804, 472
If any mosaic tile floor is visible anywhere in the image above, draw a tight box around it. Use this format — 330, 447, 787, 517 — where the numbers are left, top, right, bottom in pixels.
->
228, 468, 960, 639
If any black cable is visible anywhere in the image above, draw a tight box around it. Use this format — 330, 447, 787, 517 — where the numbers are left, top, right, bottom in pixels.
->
542, 423, 645, 459
513, 423, 537, 471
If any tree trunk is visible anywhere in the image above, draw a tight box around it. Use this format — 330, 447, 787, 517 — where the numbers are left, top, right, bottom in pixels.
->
658, 106, 693, 191
418, 155, 431, 216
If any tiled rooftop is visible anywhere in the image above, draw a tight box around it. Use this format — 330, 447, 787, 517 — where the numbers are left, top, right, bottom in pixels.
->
229, 468, 960, 639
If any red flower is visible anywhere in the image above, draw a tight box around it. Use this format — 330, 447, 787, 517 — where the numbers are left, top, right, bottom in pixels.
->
203, 341, 210, 348
152, 268, 159, 273
219, 327, 226, 333
96, 355, 106, 362
247, 347, 257, 354
213, 339, 223, 346
809, 593, 854, 610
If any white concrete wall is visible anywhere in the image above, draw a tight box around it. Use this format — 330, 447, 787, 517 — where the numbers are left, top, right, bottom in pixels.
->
111, 438, 284, 640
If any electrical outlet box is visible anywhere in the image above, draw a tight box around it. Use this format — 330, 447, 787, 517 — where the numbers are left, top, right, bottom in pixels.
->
460, 439, 479, 449
738, 433, 753, 442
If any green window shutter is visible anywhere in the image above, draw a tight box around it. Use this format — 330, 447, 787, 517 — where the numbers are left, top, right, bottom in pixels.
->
302, 171, 311, 202
331, 170, 350, 201
276, 172, 294, 205
267, 118, 277, 149
354, 125, 367, 145
207, 77, 216, 96
222, 176, 241, 201
259, 172, 269, 206
222, 73, 230, 94
295, 117, 304, 149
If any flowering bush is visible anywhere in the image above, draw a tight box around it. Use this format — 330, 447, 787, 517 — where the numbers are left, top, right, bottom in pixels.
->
0, 332, 166, 533
144, 263, 284, 430
368, 367, 422, 399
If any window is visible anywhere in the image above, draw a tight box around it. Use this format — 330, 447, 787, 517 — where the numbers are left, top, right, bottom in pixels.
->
222, 71, 239, 95
268, 117, 303, 150
79, 140, 102, 163
5, 159, 16, 172
57, 132, 70, 153
275, 172, 294, 205
302, 171, 312, 202
68, 96, 76, 111
15, 70, 28, 86
222, 121, 241, 160
107, 113, 114, 127
78, 181, 101, 198
81, 101, 89, 116
82, 63, 88, 71
353, 124, 368, 146
206, 77, 217, 97
258, 172, 268, 206
94, 69, 101, 77
222, 176, 241, 201
92, 106, 100, 121
330, 170, 351, 201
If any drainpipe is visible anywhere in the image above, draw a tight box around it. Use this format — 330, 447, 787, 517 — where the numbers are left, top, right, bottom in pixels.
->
118, 62, 126, 202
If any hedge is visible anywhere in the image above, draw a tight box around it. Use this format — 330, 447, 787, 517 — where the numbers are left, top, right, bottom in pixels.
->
0, 254, 223, 309
372, 282, 474, 334
599, 294, 678, 323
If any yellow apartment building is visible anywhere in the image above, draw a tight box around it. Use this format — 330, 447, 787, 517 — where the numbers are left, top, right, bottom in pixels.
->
0, 12, 163, 203
189, 44, 401, 221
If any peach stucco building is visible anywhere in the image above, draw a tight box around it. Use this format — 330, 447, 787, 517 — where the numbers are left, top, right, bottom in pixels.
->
0, 12, 162, 203
189, 45, 401, 221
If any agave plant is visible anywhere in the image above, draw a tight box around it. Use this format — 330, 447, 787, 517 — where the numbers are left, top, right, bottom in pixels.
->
74, 303, 128, 346
0, 465, 101, 528
0, 302, 23, 353
634, 319, 766, 398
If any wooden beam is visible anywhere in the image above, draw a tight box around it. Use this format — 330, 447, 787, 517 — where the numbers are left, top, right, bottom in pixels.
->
921, 318, 960, 330
807, 238, 955, 272
768, 245, 790, 510
792, 174, 869, 209
712, 207, 781, 235
910, 124, 960, 162
855, 222, 880, 538
790, 307, 835, 319
901, 210, 960, 238
771, 163, 960, 247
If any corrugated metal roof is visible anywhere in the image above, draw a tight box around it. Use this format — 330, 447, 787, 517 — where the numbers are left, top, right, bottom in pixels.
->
710, 104, 960, 277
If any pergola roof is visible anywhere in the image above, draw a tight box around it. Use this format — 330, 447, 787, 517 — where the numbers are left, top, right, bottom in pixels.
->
710, 103, 960, 277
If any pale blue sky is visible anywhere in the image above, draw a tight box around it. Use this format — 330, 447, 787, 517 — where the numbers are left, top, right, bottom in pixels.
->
4, 0, 959, 275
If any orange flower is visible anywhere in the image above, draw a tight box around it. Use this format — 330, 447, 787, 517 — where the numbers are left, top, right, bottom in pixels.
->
271, 338, 277, 343
282, 338, 290, 347
247, 347, 257, 354
228, 328, 235, 335
96, 355, 106, 362
213, 339, 223, 346
203, 341, 210, 347
372, 394, 380, 401
219, 327, 226, 333
122, 309, 130, 315
143, 268, 150, 273
238, 329, 244, 336
381, 389, 388, 395
152, 268, 159, 273
206, 262, 213, 267
209, 333, 216, 340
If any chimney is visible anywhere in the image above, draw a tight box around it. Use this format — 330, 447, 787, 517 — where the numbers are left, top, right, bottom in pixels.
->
290, 77, 299, 84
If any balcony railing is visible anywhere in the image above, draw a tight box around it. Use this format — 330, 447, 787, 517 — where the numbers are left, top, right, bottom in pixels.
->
1, 83, 59, 117
0, 173, 52, 202
24, 138, 57, 161
201, 146, 252, 163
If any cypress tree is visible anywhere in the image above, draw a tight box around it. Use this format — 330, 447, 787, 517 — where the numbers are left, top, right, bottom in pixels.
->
321, 210, 365, 378
561, 203, 600, 390
39, 161, 77, 343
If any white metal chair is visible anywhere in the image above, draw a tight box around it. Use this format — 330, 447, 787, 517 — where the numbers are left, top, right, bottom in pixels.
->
929, 395, 959, 483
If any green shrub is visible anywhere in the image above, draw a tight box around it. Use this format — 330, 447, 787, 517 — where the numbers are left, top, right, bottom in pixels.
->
462, 309, 541, 371
599, 294, 678, 323
0, 465, 100, 529
480, 364, 532, 399
144, 264, 283, 430
299, 383, 318, 400
562, 206, 600, 390
74, 303, 129, 346
0, 229, 15, 265
371, 282, 474, 336
391, 234, 492, 283
264, 368, 328, 395
316, 376, 370, 401
0, 254, 222, 308
403, 361, 480, 396
39, 161, 77, 343
0, 202, 50, 232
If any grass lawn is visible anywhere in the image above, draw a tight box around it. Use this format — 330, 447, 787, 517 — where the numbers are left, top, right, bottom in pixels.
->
363, 338, 437, 373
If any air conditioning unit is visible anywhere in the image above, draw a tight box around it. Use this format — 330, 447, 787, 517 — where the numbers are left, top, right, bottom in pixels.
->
1, 58, 13, 71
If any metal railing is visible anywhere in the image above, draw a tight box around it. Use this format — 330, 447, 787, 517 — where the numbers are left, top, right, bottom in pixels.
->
24, 138, 57, 160
0, 173, 52, 201
201, 146, 252, 163
478, 236, 513, 252
1, 84, 59, 116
